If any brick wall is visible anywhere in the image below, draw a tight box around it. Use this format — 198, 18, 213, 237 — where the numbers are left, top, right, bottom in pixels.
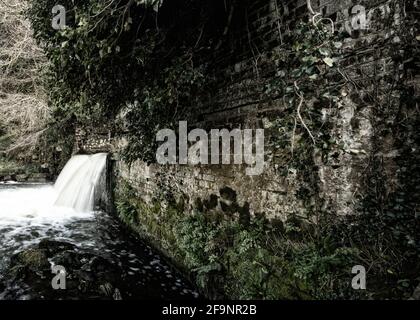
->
75, 127, 115, 154
81, 0, 418, 222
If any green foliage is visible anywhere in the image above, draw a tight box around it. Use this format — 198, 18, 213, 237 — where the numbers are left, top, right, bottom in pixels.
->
266, 21, 341, 99
116, 164, 419, 299
115, 180, 364, 300
265, 20, 344, 164
28, 0, 210, 164
116, 193, 139, 226
33, 120, 75, 176
28, 0, 153, 124
263, 21, 347, 227
122, 54, 207, 163
261, 18, 419, 299
325, 187, 420, 299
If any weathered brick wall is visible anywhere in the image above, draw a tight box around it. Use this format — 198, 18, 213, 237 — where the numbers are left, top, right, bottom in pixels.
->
82, 0, 418, 223
75, 127, 115, 154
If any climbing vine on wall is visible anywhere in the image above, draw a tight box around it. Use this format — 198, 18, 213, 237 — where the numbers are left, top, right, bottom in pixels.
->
27, 0, 232, 165
122, 54, 207, 164
28, 0, 162, 125
264, 0, 420, 299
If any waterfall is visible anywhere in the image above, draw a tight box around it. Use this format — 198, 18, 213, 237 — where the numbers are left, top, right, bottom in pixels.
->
54, 153, 108, 213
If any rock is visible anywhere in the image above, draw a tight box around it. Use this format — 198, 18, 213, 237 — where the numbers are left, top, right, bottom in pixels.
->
51, 251, 84, 270
1, 240, 122, 300
78, 279, 93, 294
26, 173, 48, 183
411, 284, 420, 300
89, 256, 114, 273
99, 282, 114, 297
88, 256, 122, 284
10, 249, 50, 272
0, 237, 197, 300
30, 230, 41, 237
15, 174, 28, 182
6, 265, 28, 281
75, 269, 96, 283
113, 288, 123, 300
38, 239, 75, 255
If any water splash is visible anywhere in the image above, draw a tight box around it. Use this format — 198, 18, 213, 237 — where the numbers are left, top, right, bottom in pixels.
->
0, 153, 107, 224
54, 153, 107, 213
0, 153, 107, 257
0, 155, 200, 300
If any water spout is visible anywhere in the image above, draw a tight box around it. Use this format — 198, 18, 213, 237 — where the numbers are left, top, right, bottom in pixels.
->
54, 153, 107, 213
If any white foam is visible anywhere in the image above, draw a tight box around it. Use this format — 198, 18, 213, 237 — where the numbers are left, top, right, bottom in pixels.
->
0, 154, 107, 258
0, 185, 93, 227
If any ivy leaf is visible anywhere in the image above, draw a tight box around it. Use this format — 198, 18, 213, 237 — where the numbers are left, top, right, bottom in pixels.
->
323, 57, 334, 67
292, 42, 303, 51
318, 48, 331, 56
302, 55, 318, 65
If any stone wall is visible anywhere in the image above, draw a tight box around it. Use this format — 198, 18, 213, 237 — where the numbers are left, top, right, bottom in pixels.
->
108, 0, 418, 224
77, 0, 418, 223
74, 127, 115, 155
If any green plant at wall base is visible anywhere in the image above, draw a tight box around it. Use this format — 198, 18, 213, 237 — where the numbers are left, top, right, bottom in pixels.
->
116, 197, 138, 226
116, 171, 420, 300
115, 180, 367, 300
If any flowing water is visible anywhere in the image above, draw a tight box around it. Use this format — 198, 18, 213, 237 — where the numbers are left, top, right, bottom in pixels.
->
54, 153, 108, 213
0, 154, 198, 300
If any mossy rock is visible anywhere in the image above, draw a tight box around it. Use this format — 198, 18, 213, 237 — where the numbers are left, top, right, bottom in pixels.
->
10, 249, 50, 271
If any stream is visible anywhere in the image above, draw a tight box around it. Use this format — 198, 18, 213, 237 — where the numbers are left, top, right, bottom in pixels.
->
0, 182, 199, 300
